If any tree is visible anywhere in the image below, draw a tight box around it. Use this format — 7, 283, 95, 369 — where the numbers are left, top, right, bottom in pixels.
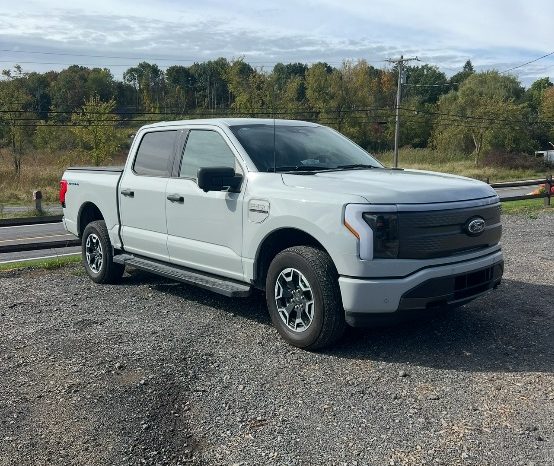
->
166, 65, 196, 113
0, 75, 34, 174
123, 62, 165, 112
449, 60, 475, 90
526, 77, 553, 112
539, 86, 554, 141
71, 95, 120, 166
432, 72, 532, 163
404, 64, 448, 104
227, 60, 270, 114
525, 78, 553, 147
188, 58, 230, 111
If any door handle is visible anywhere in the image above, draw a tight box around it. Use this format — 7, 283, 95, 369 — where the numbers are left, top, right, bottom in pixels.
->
167, 194, 184, 203
121, 189, 134, 197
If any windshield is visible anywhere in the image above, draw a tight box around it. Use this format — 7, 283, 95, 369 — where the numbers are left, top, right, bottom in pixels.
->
229, 124, 383, 172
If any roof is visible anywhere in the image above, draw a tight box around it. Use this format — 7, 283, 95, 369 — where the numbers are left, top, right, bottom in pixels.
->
140, 118, 320, 130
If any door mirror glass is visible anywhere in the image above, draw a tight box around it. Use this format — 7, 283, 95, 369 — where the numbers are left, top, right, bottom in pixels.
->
197, 166, 243, 193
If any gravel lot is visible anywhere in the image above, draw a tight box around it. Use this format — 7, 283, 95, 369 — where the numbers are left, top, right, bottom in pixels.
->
1, 213, 553, 466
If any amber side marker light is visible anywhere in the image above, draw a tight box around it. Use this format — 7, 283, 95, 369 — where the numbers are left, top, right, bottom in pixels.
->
344, 220, 360, 239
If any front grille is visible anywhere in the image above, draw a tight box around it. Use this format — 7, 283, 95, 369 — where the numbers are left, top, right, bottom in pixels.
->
397, 203, 501, 259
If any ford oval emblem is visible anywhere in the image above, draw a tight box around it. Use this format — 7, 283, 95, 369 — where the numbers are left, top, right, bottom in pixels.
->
465, 216, 486, 236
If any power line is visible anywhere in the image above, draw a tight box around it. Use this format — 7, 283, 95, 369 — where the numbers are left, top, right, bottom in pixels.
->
0, 106, 397, 116
4, 106, 554, 127
404, 83, 457, 87
398, 106, 549, 125
500, 50, 554, 74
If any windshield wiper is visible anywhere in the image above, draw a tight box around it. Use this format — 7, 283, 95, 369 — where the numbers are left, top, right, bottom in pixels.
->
273, 165, 333, 174
335, 164, 377, 170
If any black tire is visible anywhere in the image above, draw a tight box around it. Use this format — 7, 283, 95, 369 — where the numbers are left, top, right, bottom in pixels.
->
82, 220, 125, 284
265, 246, 345, 350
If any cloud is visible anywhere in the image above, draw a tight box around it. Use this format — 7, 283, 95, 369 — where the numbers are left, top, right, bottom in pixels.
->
0, 0, 552, 85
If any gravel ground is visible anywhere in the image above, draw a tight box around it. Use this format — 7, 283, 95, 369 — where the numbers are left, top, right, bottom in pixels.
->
1, 213, 553, 466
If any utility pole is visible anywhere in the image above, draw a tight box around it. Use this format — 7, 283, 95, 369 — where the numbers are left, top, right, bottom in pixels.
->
387, 55, 419, 168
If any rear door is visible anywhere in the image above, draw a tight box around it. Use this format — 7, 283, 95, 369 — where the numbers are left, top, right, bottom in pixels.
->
165, 127, 245, 280
119, 129, 180, 261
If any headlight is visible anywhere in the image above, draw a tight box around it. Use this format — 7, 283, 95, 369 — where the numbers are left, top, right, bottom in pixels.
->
344, 204, 398, 260
362, 213, 399, 259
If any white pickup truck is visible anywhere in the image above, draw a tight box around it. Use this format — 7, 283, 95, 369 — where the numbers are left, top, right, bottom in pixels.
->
61, 118, 503, 349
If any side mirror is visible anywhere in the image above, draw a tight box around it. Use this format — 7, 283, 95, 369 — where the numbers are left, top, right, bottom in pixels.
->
197, 166, 243, 193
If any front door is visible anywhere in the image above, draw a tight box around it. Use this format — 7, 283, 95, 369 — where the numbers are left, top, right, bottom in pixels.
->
119, 129, 179, 261
165, 128, 245, 280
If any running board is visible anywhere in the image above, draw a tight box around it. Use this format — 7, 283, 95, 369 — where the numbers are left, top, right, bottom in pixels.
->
114, 253, 251, 298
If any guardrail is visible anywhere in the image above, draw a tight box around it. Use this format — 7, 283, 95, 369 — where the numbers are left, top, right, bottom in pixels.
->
488, 174, 552, 205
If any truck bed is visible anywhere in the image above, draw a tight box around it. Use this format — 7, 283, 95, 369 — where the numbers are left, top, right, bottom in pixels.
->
65, 166, 124, 172
62, 167, 124, 247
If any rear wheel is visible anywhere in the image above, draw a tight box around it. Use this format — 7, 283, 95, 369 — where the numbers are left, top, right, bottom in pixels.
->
82, 220, 124, 284
265, 246, 345, 350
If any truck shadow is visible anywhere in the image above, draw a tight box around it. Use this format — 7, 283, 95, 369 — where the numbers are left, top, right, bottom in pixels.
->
120, 272, 553, 373
327, 279, 554, 374
120, 269, 271, 326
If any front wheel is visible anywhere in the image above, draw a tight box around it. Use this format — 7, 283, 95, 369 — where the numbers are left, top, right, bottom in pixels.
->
265, 246, 345, 350
82, 220, 124, 284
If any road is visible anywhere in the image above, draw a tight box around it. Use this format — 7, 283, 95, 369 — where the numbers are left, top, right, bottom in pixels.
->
0, 222, 75, 248
0, 222, 79, 263
495, 185, 539, 198
0, 186, 541, 264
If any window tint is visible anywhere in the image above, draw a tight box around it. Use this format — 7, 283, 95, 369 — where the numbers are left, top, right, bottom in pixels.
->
180, 130, 236, 179
133, 130, 177, 176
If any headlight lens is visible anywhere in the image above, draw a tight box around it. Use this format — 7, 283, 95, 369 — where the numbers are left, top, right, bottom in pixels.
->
362, 213, 399, 259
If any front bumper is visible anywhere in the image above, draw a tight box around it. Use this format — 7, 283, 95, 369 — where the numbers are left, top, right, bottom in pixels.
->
339, 250, 504, 326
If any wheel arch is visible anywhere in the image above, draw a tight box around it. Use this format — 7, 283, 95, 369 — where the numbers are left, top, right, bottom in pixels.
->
253, 227, 331, 289
77, 202, 105, 238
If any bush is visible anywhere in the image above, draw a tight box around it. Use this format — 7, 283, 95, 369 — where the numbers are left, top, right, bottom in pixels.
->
480, 150, 546, 171
34, 124, 78, 151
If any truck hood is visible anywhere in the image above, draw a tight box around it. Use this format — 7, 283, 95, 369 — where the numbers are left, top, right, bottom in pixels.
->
281, 168, 497, 204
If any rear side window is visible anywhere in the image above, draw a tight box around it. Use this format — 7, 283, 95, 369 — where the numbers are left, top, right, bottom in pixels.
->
133, 130, 178, 176
180, 130, 236, 179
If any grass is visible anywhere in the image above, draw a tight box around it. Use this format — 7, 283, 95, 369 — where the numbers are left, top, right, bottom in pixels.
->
375, 148, 549, 182
500, 198, 552, 215
0, 254, 81, 272
0, 148, 127, 205
0, 208, 60, 219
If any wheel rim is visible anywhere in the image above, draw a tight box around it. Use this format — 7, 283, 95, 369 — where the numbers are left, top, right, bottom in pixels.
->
274, 267, 315, 333
85, 233, 103, 274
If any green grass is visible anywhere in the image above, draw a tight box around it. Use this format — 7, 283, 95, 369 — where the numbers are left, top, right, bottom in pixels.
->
500, 198, 553, 216
0, 254, 80, 272
0, 208, 58, 219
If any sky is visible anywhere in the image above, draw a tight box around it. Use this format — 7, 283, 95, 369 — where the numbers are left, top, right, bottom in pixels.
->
0, 0, 553, 86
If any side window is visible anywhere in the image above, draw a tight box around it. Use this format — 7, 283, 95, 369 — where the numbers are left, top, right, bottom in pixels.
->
133, 130, 177, 176
180, 130, 236, 179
